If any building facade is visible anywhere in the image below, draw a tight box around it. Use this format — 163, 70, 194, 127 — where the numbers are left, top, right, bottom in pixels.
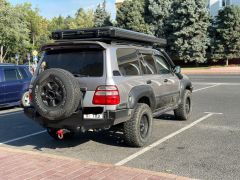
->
209, 0, 240, 16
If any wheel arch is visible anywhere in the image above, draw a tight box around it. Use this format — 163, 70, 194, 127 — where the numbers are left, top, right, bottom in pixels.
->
180, 78, 193, 99
127, 85, 156, 110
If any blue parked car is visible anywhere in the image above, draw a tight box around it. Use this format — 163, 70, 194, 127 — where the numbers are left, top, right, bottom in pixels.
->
0, 64, 32, 108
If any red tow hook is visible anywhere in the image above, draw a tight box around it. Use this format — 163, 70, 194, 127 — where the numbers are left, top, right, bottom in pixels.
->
56, 129, 70, 140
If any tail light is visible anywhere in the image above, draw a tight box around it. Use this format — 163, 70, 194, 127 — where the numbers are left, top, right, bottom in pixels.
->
29, 89, 32, 103
93, 85, 120, 105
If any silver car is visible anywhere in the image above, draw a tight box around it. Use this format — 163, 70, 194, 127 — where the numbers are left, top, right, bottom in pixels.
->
24, 27, 193, 147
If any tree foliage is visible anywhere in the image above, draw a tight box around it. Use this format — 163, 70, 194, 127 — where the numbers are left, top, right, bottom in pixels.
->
0, 0, 30, 63
17, 3, 50, 49
69, 8, 94, 29
94, 0, 112, 27
147, 0, 172, 37
116, 0, 152, 34
48, 16, 66, 31
165, 0, 210, 63
212, 5, 240, 65
2, 0, 239, 65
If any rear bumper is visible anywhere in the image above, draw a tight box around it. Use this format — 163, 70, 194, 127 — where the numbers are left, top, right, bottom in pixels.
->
24, 107, 133, 132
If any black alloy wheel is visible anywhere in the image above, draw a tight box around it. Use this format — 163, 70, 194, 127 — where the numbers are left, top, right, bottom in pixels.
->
41, 80, 65, 107
185, 97, 191, 115
123, 103, 153, 147
140, 114, 149, 139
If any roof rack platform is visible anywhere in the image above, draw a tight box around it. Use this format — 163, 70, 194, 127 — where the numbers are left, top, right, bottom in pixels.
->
52, 27, 166, 47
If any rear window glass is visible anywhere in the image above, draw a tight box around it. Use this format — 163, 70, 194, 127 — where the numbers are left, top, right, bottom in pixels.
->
41, 49, 104, 77
4, 68, 21, 81
19, 67, 29, 79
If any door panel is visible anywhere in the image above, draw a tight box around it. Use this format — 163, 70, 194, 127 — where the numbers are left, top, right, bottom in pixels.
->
3, 68, 23, 103
138, 51, 170, 109
141, 74, 168, 109
161, 74, 180, 106
0, 82, 5, 104
0, 69, 5, 104
154, 55, 180, 108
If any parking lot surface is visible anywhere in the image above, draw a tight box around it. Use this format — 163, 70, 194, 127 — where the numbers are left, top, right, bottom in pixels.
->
0, 75, 239, 180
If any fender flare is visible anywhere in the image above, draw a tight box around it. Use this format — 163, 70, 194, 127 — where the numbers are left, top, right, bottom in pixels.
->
127, 85, 156, 110
180, 78, 193, 99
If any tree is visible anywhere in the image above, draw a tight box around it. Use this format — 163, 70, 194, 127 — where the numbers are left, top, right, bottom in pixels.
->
17, 3, 50, 49
68, 8, 94, 29
116, 0, 152, 34
94, 0, 112, 27
212, 5, 240, 66
165, 0, 210, 64
64, 15, 75, 29
147, 0, 172, 38
49, 15, 66, 31
0, 0, 30, 63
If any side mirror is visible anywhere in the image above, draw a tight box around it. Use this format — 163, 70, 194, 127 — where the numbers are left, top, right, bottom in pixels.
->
174, 66, 181, 74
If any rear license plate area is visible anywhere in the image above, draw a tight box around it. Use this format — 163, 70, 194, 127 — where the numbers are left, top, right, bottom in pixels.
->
83, 114, 103, 119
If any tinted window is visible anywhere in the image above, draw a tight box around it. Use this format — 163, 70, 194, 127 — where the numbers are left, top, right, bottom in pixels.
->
117, 48, 141, 76
4, 68, 21, 81
19, 67, 29, 79
42, 49, 104, 77
154, 55, 171, 74
140, 53, 157, 75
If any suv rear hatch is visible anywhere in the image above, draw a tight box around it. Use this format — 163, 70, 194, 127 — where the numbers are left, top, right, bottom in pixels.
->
37, 44, 107, 115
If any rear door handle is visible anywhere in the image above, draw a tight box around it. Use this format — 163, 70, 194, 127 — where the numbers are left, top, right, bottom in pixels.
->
146, 80, 152, 84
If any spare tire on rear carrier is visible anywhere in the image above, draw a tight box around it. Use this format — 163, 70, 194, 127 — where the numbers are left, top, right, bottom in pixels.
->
32, 68, 82, 121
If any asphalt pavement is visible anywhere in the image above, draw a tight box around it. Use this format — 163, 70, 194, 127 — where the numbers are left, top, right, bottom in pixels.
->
0, 74, 239, 180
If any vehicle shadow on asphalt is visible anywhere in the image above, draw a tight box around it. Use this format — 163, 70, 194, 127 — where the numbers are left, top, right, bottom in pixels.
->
5, 130, 130, 150
4, 114, 176, 149
155, 113, 179, 121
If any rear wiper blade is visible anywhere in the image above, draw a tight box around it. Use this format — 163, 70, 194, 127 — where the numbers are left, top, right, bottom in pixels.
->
73, 74, 89, 77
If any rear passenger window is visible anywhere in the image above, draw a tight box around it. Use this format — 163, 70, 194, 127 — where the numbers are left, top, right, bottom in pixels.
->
154, 55, 171, 74
4, 68, 21, 81
117, 48, 141, 76
19, 68, 29, 79
140, 53, 157, 75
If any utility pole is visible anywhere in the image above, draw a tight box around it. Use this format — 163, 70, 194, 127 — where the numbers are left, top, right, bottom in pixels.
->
15, 54, 19, 65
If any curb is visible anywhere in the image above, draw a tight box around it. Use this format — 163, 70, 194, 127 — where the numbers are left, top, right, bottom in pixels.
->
0, 146, 194, 180
182, 71, 240, 75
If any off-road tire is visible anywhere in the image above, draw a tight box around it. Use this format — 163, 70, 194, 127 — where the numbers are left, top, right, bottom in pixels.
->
174, 90, 192, 120
123, 103, 153, 147
47, 128, 75, 141
32, 68, 81, 121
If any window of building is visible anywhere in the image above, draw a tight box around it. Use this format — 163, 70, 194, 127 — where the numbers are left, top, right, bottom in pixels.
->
226, 0, 231, 5
222, 0, 226, 7
117, 48, 141, 76
222, 0, 231, 7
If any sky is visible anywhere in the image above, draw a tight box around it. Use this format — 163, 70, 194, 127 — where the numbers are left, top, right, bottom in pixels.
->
9, 0, 117, 20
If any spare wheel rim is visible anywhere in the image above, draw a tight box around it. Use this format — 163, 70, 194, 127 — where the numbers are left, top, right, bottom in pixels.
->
41, 79, 65, 107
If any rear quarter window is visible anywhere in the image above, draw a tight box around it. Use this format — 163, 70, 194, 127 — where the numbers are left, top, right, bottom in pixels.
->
19, 67, 30, 79
117, 48, 141, 76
